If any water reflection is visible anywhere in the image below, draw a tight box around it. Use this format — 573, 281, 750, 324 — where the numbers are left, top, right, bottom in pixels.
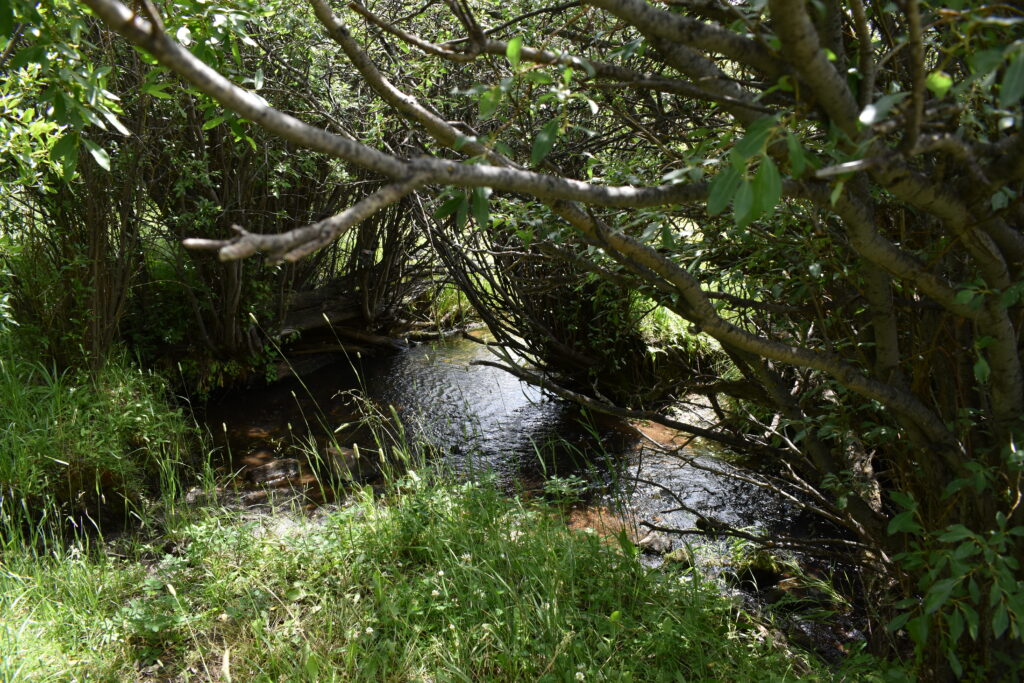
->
360, 338, 634, 487
205, 335, 795, 541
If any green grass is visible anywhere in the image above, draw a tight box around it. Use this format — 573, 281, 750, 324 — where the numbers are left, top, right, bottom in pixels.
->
0, 474, 829, 681
0, 331, 195, 546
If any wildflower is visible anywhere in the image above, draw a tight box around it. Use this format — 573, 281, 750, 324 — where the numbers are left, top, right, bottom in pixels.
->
460, 553, 471, 562
448, 623, 456, 631
437, 570, 445, 577
431, 589, 441, 597
575, 672, 585, 681
365, 626, 374, 635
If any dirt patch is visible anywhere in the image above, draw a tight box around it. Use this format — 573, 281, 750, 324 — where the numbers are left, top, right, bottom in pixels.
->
630, 420, 696, 448
565, 505, 639, 544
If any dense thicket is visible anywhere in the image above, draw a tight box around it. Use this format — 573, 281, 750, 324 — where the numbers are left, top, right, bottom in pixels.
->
3, 0, 1023, 677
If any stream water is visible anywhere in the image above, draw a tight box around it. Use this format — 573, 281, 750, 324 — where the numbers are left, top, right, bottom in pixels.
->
204, 335, 797, 542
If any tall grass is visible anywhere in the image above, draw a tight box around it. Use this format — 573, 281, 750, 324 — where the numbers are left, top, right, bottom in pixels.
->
0, 330, 194, 547
0, 474, 827, 681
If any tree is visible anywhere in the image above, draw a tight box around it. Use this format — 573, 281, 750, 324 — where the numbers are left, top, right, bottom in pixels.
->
38, 0, 1024, 674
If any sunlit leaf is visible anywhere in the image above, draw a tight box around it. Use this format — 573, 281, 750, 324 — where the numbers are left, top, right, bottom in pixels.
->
859, 91, 909, 125
83, 139, 110, 171
925, 71, 953, 98
176, 26, 193, 46
506, 36, 522, 70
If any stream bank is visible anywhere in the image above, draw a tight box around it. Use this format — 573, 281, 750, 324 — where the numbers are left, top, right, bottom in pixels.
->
197, 335, 866, 662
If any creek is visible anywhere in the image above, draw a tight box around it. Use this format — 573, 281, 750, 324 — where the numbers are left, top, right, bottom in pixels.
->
203, 334, 798, 543
202, 334, 858, 660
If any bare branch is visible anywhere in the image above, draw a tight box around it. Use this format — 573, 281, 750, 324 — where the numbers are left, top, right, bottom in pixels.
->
183, 174, 428, 263
769, 0, 859, 137
584, 0, 787, 80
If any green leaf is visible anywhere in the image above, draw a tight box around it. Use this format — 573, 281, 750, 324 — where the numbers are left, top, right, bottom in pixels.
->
891, 490, 916, 509
961, 603, 980, 640
82, 139, 110, 171
947, 608, 965, 644
610, 38, 644, 61
523, 71, 554, 85
786, 134, 807, 177
924, 578, 958, 615
938, 525, 976, 543
992, 603, 1009, 638
947, 650, 963, 678
1000, 55, 1024, 108
973, 356, 991, 384
707, 165, 742, 216
752, 156, 782, 219
470, 187, 491, 228
926, 71, 954, 98
478, 87, 501, 120
202, 115, 226, 131
969, 49, 1003, 76
887, 611, 911, 633
10, 45, 46, 70
506, 36, 523, 70
434, 193, 467, 221
955, 288, 978, 306
0, 0, 13, 39
531, 119, 559, 166
829, 178, 846, 205
142, 82, 174, 99
52, 133, 79, 179
454, 135, 477, 150
730, 117, 777, 168
888, 510, 922, 535
733, 178, 755, 228
906, 615, 929, 646
455, 195, 468, 230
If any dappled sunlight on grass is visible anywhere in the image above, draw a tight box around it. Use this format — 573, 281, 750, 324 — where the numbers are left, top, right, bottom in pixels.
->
1, 477, 826, 681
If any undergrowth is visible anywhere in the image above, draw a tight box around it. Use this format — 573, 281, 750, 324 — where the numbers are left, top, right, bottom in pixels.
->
0, 329, 194, 546
1, 474, 827, 681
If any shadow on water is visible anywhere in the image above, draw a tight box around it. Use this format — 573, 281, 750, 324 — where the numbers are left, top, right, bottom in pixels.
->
201, 334, 798, 538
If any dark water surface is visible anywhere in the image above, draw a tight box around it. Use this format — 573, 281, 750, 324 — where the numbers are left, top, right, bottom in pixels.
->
204, 336, 795, 537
